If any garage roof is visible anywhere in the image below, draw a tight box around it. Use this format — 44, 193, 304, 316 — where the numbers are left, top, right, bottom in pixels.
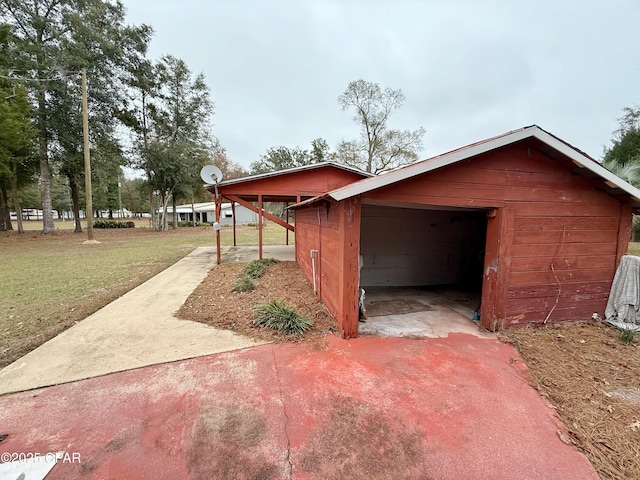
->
212, 161, 373, 188
325, 125, 640, 211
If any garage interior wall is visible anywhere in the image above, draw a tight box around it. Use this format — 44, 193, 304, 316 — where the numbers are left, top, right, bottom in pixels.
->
359, 204, 487, 290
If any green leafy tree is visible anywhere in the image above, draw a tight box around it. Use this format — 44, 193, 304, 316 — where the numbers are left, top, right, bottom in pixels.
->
120, 51, 159, 227
336, 79, 425, 174
120, 177, 148, 217
603, 106, 640, 240
250, 138, 330, 174
0, 25, 37, 232
603, 106, 640, 167
1, 0, 151, 233
146, 55, 215, 230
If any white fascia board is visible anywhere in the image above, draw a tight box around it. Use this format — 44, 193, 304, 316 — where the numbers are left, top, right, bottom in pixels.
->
328, 127, 534, 201
328, 125, 640, 204
532, 129, 640, 202
216, 162, 373, 188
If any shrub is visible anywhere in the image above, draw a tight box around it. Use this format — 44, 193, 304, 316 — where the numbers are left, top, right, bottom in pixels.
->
242, 258, 279, 279
178, 221, 211, 227
233, 275, 257, 293
620, 328, 636, 345
253, 299, 312, 335
93, 220, 135, 229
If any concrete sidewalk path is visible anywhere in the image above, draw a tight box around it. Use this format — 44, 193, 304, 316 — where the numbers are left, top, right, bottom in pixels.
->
0, 247, 265, 395
0, 335, 599, 479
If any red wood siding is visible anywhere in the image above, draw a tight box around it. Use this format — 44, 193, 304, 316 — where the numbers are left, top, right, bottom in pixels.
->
218, 167, 366, 198
363, 142, 630, 328
294, 203, 343, 325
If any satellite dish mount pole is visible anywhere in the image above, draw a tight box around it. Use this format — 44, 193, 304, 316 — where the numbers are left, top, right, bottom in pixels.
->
199, 165, 224, 264
215, 184, 222, 265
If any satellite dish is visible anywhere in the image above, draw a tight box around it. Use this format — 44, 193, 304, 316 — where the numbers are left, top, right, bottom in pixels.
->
200, 165, 223, 184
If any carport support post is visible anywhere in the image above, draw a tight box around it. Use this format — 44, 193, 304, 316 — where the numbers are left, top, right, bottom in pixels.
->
337, 197, 361, 338
231, 202, 237, 247
258, 194, 263, 259
285, 202, 289, 246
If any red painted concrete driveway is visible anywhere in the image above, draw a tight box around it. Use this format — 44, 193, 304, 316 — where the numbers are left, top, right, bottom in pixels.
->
0, 334, 597, 479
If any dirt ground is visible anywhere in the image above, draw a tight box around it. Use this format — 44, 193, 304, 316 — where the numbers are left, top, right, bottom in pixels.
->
177, 261, 336, 344
180, 261, 640, 480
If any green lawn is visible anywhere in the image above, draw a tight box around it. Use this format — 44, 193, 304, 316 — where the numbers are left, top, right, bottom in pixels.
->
626, 242, 640, 256
0, 221, 293, 367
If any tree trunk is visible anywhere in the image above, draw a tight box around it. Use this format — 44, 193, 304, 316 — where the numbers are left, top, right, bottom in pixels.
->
68, 175, 83, 233
38, 85, 55, 234
159, 191, 167, 231
0, 188, 11, 231
11, 164, 24, 233
191, 197, 196, 227
146, 171, 158, 230
172, 195, 177, 229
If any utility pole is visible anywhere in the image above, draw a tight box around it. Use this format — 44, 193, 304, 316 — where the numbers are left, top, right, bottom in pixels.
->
82, 68, 94, 241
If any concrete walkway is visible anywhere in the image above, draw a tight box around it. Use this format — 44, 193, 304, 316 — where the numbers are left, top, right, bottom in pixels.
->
0, 247, 280, 395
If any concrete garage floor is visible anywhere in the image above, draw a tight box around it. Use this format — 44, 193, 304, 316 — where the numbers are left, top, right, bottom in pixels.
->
359, 286, 492, 338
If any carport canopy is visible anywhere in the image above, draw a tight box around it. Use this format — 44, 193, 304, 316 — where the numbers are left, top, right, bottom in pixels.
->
204, 162, 372, 263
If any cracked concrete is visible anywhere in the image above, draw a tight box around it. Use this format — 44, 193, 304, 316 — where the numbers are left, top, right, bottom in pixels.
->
359, 287, 493, 339
0, 335, 599, 479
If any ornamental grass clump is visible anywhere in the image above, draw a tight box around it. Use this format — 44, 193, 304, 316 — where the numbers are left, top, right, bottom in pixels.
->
253, 299, 312, 335
232, 258, 279, 293
242, 258, 279, 279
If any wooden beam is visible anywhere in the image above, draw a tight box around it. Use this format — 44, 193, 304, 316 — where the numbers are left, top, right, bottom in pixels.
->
616, 203, 633, 267
224, 194, 294, 232
480, 207, 513, 331
337, 197, 361, 339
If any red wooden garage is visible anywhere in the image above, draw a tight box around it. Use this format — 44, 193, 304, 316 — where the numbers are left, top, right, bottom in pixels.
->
292, 126, 640, 337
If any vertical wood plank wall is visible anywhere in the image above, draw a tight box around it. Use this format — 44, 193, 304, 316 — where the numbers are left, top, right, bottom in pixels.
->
363, 143, 629, 328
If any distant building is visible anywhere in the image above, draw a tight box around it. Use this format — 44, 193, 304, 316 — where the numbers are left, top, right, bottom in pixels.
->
164, 202, 258, 226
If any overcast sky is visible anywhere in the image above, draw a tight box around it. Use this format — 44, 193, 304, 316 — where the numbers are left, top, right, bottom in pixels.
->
121, 0, 640, 170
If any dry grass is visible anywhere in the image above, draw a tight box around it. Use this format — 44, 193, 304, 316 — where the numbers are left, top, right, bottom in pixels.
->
508, 322, 640, 480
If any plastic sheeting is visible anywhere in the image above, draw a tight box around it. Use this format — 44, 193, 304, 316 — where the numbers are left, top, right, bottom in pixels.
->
605, 255, 640, 332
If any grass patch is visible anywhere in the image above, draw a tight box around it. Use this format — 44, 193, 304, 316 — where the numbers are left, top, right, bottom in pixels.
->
619, 328, 636, 345
0, 222, 292, 368
253, 299, 312, 335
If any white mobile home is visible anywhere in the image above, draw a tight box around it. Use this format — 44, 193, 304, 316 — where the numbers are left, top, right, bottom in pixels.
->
164, 202, 258, 226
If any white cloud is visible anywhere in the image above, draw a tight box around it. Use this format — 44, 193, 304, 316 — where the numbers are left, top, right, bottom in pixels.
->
122, 0, 640, 167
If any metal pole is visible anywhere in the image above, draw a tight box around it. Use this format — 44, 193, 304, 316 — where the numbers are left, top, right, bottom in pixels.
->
82, 68, 94, 240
